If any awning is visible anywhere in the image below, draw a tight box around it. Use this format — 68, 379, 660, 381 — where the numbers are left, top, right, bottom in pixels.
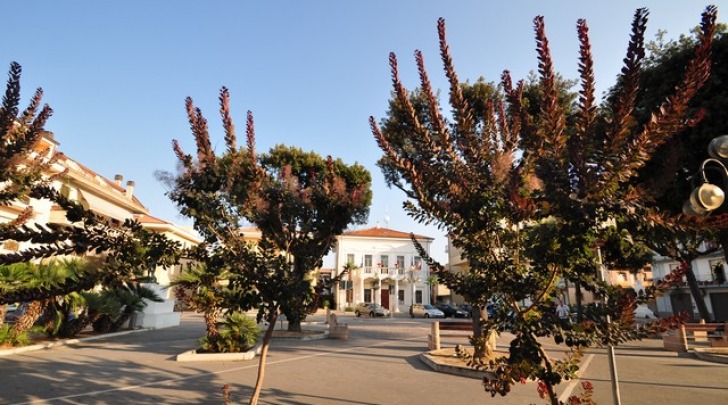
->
78, 190, 134, 222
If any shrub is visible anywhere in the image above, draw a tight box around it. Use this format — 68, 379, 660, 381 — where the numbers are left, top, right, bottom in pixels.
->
199, 312, 260, 353
0, 324, 31, 347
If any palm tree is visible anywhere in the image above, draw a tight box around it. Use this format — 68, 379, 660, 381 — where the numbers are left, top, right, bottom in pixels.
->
9, 261, 71, 339
91, 283, 163, 333
170, 263, 227, 346
4, 259, 99, 341
426, 274, 438, 304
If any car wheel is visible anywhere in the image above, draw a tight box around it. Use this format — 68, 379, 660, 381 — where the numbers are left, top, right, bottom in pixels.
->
425, 313, 430, 318
355, 311, 360, 317
369, 311, 375, 317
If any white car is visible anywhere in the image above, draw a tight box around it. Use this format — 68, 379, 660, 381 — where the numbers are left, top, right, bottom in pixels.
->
410, 304, 445, 318
634, 305, 658, 320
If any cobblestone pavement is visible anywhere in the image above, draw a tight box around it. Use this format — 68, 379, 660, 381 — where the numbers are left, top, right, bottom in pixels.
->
1, 311, 727, 404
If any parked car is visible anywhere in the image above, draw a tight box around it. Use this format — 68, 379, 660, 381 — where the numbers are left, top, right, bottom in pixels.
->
435, 303, 468, 318
634, 305, 658, 320
354, 303, 390, 317
3, 303, 23, 324
410, 304, 445, 318
458, 303, 473, 317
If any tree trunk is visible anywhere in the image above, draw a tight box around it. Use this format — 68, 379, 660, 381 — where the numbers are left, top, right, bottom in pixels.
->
0, 304, 7, 328
684, 264, 711, 321
249, 312, 278, 405
11, 300, 46, 337
472, 306, 496, 361
204, 309, 220, 341
284, 257, 311, 332
287, 317, 302, 332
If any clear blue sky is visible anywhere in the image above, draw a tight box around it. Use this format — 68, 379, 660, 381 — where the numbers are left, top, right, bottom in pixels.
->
2, 1, 724, 266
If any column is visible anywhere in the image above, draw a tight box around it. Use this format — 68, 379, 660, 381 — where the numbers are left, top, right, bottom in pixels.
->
394, 278, 400, 313
374, 276, 381, 305
359, 275, 365, 305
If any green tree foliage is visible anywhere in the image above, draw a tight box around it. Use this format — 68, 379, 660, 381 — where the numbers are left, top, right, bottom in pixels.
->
0, 62, 52, 225
167, 87, 371, 404
371, 7, 716, 403
611, 27, 728, 321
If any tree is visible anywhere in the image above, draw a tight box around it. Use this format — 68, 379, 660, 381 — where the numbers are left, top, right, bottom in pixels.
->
610, 28, 728, 321
0, 62, 181, 337
252, 145, 372, 331
371, 7, 716, 404
0, 62, 53, 225
170, 261, 228, 346
167, 87, 371, 404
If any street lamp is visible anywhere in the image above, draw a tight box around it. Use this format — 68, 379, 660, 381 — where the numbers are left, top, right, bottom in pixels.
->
683, 135, 728, 216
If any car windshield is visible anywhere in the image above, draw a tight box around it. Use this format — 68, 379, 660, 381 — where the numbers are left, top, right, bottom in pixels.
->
424, 305, 436, 309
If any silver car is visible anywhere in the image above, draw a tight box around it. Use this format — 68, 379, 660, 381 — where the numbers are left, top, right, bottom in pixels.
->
410, 304, 445, 318
354, 303, 390, 317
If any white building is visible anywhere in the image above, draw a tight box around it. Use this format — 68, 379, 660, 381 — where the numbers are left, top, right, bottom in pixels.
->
333, 227, 434, 313
652, 247, 728, 322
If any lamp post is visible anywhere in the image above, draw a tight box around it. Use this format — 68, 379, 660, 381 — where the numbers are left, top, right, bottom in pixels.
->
683, 135, 728, 216
597, 246, 621, 405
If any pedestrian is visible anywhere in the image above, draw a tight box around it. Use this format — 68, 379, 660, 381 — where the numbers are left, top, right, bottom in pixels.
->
555, 299, 571, 329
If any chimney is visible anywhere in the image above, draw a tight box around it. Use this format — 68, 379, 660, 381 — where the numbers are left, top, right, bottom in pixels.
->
125, 180, 135, 199
114, 174, 123, 186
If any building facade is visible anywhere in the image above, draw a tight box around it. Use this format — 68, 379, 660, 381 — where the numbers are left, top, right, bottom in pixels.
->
652, 247, 728, 322
333, 227, 433, 313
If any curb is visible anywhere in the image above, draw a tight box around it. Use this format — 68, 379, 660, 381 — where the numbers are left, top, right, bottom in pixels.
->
0, 328, 152, 357
419, 352, 490, 380
693, 348, 728, 364
176, 345, 262, 362
271, 330, 329, 341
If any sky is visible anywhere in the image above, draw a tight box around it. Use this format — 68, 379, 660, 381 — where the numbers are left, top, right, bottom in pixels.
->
2, 0, 725, 266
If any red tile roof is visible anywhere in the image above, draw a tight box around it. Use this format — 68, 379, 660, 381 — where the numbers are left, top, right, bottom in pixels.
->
134, 214, 169, 225
53, 151, 147, 210
342, 227, 432, 240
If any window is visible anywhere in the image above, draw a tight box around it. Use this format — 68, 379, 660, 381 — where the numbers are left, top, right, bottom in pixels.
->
398, 289, 405, 304
415, 290, 423, 304
396, 256, 405, 274
413, 256, 422, 270
364, 289, 372, 303
668, 263, 685, 282
380, 255, 389, 274
364, 255, 373, 273
346, 253, 355, 266
709, 259, 726, 284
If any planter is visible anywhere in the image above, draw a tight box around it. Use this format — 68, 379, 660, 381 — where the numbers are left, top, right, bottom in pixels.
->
176, 345, 262, 362
329, 324, 348, 340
